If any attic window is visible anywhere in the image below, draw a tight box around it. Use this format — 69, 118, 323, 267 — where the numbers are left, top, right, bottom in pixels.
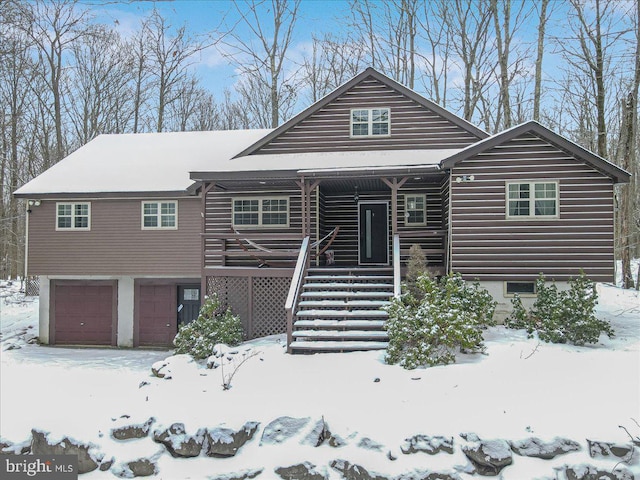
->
351, 108, 390, 137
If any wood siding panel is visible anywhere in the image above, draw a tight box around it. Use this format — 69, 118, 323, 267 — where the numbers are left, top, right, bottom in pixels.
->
254, 77, 480, 154
28, 198, 201, 276
450, 133, 616, 282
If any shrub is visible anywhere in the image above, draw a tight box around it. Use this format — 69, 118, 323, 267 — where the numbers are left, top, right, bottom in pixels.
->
406, 244, 428, 299
505, 273, 614, 345
384, 273, 497, 369
173, 294, 244, 359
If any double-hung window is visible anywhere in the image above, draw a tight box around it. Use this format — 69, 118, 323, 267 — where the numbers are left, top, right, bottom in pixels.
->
351, 108, 390, 137
404, 194, 426, 225
233, 197, 289, 228
507, 182, 558, 219
56, 203, 90, 230
142, 201, 177, 229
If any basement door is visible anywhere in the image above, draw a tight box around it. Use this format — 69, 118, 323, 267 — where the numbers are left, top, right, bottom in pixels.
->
358, 202, 389, 265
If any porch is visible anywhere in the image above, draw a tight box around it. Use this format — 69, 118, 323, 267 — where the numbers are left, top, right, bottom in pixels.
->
198, 170, 450, 350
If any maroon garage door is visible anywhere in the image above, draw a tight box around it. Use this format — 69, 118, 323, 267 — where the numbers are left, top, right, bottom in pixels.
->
137, 284, 177, 347
52, 281, 116, 345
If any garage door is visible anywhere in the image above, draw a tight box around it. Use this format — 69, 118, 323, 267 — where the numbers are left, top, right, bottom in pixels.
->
138, 284, 177, 347
53, 281, 116, 345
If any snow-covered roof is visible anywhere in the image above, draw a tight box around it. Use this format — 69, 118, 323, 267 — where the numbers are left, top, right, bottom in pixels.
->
192, 148, 458, 179
14, 129, 272, 196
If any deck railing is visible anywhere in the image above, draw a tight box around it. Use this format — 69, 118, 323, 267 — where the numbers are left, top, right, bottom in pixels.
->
203, 232, 303, 266
285, 236, 310, 353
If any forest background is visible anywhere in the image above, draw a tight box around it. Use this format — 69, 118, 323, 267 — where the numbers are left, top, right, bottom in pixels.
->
1, 0, 638, 288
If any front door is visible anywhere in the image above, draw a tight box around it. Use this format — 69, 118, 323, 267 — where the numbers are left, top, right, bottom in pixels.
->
178, 285, 201, 326
358, 202, 388, 265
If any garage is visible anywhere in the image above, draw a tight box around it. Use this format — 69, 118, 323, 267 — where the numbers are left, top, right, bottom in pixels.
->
51, 281, 117, 345
136, 284, 177, 347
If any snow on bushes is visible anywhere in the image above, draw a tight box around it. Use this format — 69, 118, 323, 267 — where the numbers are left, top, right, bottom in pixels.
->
506, 272, 614, 345
173, 294, 243, 359
384, 273, 497, 369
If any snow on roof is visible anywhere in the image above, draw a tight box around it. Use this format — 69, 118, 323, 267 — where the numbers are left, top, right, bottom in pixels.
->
195, 148, 460, 177
14, 129, 272, 196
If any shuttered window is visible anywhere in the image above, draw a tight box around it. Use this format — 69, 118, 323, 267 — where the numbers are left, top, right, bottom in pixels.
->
233, 197, 289, 228
507, 182, 558, 219
350, 108, 390, 137
142, 201, 177, 229
56, 203, 90, 230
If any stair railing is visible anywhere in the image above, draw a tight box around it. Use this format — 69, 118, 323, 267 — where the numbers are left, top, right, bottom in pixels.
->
285, 236, 310, 353
393, 234, 401, 298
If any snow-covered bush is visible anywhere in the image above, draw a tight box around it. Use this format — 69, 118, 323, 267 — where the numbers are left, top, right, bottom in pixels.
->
173, 294, 243, 359
506, 273, 614, 345
384, 273, 497, 369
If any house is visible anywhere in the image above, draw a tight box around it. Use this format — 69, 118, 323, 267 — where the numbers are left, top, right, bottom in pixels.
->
14, 68, 630, 352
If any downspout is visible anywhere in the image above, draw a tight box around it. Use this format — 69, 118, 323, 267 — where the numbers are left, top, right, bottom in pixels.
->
448, 169, 453, 274
24, 200, 30, 285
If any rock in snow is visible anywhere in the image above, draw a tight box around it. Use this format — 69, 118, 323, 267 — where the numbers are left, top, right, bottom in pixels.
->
510, 437, 581, 459
461, 437, 513, 476
260, 416, 311, 445
31, 429, 104, 474
275, 461, 328, 480
152, 423, 205, 458
587, 439, 634, 460
330, 459, 390, 480
563, 464, 635, 480
111, 416, 155, 441
400, 434, 454, 455
205, 421, 260, 457
208, 468, 264, 480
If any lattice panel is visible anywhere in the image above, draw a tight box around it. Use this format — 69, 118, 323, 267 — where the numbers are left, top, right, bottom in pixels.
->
252, 276, 289, 338
207, 276, 250, 338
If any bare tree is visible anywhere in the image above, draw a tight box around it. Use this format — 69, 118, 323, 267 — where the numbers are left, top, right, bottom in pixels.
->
223, 0, 301, 128
533, 0, 550, 121
417, 0, 451, 107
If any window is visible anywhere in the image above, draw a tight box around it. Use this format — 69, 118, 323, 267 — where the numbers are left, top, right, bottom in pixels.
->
507, 181, 558, 218
56, 203, 90, 230
233, 197, 289, 228
350, 108, 390, 137
142, 201, 177, 229
505, 281, 536, 297
404, 195, 426, 225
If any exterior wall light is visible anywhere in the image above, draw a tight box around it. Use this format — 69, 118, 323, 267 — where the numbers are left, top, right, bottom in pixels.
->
455, 175, 475, 183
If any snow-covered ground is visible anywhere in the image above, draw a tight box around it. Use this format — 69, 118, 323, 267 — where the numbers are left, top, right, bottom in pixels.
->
1, 279, 639, 479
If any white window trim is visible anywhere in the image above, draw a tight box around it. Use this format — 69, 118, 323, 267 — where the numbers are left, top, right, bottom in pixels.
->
350, 107, 391, 138
232, 196, 290, 229
404, 194, 427, 226
141, 201, 178, 230
504, 281, 537, 298
505, 180, 559, 220
55, 202, 91, 231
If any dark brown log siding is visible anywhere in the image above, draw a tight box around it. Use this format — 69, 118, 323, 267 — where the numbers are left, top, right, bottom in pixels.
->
28, 198, 201, 276
253, 77, 481, 154
450, 133, 616, 282
204, 186, 315, 267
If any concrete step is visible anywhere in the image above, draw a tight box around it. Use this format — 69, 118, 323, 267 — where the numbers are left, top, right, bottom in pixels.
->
301, 290, 392, 299
304, 274, 393, 283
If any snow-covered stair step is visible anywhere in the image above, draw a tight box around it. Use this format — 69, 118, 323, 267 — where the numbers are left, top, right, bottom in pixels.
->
301, 290, 392, 299
303, 282, 393, 291
296, 309, 388, 318
304, 275, 393, 283
298, 299, 390, 309
293, 319, 386, 329
289, 340, 389, 352
292, 330, 388, 340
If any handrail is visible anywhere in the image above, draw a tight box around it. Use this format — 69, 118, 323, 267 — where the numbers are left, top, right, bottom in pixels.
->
285, 236, 310, 353
393, 233, 401, 298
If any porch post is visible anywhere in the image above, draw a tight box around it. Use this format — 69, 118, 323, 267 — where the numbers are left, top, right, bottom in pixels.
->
381, 177, 408, 235
297, 177, 307, 238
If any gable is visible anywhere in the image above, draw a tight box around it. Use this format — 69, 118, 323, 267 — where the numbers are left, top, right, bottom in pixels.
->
241, 69, 487, 156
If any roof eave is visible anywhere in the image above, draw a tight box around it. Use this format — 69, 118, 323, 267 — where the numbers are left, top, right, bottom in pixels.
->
13, 189, 197, 200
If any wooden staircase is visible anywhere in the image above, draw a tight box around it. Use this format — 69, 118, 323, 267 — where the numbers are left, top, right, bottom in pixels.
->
289, 267, 393, 353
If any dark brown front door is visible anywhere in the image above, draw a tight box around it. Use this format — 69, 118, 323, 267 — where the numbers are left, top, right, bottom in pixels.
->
359, 202, 388, 264
178, 285, 201, 326
138, 284, 177, 347
53, 282, 115, 345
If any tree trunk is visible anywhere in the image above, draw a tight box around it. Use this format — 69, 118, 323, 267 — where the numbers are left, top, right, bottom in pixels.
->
533, 0, 548, 121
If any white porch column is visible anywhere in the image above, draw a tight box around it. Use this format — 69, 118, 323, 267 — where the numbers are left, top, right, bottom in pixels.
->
117, 277, 135, 347
38, 275, 50, 344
